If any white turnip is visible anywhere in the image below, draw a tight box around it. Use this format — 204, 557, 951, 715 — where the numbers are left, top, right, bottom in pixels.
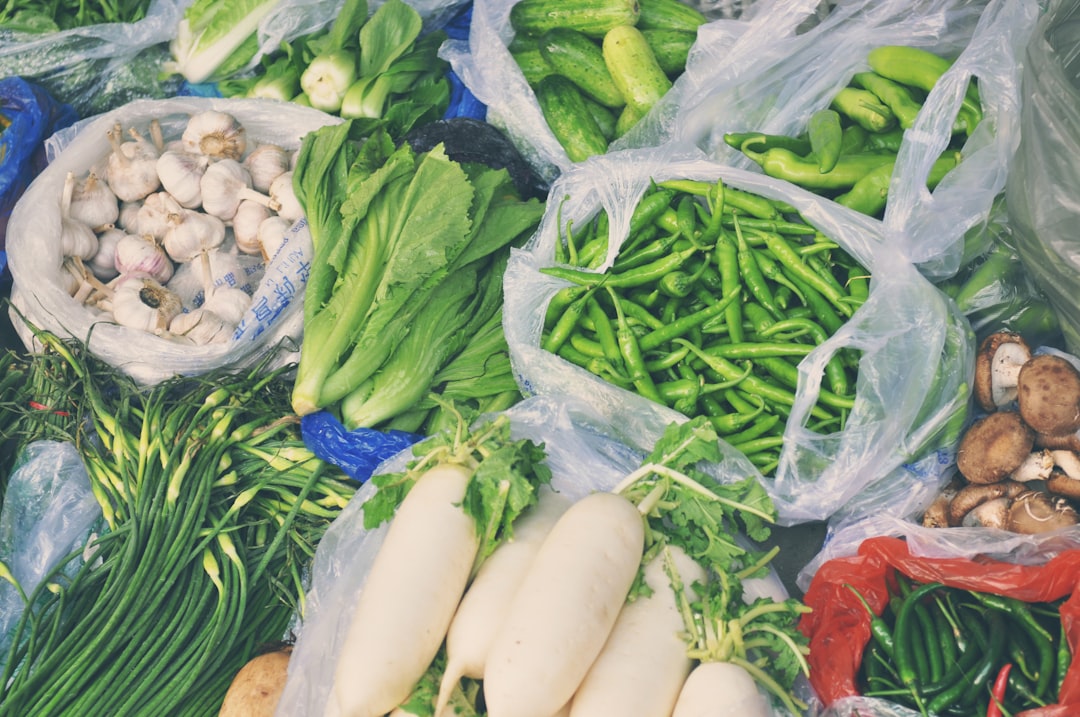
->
327, 463, 480, 717
482, 491, 645, 717
670, 661, 771, 717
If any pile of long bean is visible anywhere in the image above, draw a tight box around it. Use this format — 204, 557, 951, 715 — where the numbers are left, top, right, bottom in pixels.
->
540, 178, 866, 475
0, 331, 356, 716
850, 577, 1067, 716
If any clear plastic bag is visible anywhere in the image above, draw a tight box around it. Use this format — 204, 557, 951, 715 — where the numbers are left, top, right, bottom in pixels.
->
656, 0, 1038, 280
275, 393, 796, 716
1007, 0, 1080, 357
0, 0, 189, 117
0, 440, 102, 674
5, 96, 342, 386
503, 145, 973, 526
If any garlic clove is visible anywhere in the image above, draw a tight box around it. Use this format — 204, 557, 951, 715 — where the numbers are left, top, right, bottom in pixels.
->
232, 199, 273, 255
182, 110, 246, 161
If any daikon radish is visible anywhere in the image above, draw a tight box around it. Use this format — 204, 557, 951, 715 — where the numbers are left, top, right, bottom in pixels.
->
671, 661, 771, 717
568, 544, 705, 717
327, 463, 479, 717
482, 491, 646, 717
435, 487, 573, 716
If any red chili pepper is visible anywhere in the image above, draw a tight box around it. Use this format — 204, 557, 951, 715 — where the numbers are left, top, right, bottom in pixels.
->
986, 662, 1013, 717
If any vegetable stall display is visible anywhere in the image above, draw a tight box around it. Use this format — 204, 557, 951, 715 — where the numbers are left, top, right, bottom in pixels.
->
0, 329, 355, 716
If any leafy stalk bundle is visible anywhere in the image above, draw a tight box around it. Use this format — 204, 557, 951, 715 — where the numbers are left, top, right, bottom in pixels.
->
0, 330, 355, 716
0, 0, 154, 33
290, 122, 544, 430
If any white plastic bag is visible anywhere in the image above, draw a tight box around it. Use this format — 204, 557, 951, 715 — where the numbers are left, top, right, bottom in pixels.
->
274, 393, 795, 716
503, 145, 973, 525
660, 0, 1038, 279
6, 96, 342, 385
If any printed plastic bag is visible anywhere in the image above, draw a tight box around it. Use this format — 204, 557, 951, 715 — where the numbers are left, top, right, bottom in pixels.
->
0, 441, 102, 673
6, 96, 342, 386
1008, 0, 1080, 357
0, 0, 188, 117
658, 0, 1038, 280
275, 393, 796, 716
503, 145, 973, 525
798, 520, 1080, 716
439, 0, 807, 184
0, 77, 78, 251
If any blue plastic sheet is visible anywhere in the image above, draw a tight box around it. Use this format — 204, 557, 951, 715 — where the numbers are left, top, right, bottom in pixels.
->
301, 411, 421, 482
442, 3, 486, 120
0, 77, 77, 250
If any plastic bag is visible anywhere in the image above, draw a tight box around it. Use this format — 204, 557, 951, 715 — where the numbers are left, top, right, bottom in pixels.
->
0, 0, 188, 117
5, 96, 342, 386
275, 393, 796, 716
503, 145, 973, 526
656, 0, 1037, 280
439, 0, 798, 184
1007, 0, 1080, 357
798, 523, 1080, 716
300, 411, 422, 483
0, 440, 102, 673
0, 77, 78, 251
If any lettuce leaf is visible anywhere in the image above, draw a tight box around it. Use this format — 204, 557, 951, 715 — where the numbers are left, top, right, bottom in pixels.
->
164, 0, 282, 84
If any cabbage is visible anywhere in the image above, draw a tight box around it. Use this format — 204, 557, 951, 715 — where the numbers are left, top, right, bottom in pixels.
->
164, 0, 282, 84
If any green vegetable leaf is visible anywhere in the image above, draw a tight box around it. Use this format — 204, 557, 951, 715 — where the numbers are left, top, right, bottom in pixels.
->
359, 0, 423, 76
166, 0, 281, 84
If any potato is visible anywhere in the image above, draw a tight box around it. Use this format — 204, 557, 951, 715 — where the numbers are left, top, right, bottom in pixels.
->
218, 645, 292, 716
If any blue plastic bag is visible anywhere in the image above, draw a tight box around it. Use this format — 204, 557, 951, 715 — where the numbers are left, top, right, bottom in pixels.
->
0, 77, 77, 251
301, 411, 421, 482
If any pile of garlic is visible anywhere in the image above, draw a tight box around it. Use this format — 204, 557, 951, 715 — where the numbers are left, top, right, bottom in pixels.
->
60, 109, 302, 346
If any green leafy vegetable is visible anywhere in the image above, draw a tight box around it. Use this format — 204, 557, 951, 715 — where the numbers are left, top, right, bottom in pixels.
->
165, 0, 282, 84
0, 0, 154, 31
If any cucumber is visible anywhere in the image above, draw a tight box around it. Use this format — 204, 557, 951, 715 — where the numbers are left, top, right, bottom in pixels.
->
602, 24, 672, 114
539, 28, 626, 108
636, 0, 706, 32
510, 0, 641, 39
641, 28, 695, 75
581, 94, 618, 139
512, 43, 558, 86
614, 102, 645, 137
535, 74, 610, 162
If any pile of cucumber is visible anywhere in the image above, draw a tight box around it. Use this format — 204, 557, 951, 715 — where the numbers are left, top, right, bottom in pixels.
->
508, 0, 706, 161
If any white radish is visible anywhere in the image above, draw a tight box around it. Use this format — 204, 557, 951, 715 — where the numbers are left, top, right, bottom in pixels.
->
327, 463, 480, 717
482, 491, 645, 717
568, 544, 705, 717
671, 661, 771, 717
434, 487, 573, 716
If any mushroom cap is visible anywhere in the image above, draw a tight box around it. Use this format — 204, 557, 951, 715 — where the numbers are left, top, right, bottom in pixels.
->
947, 479, 1025, 527
955, 410, 1036, 484
1005, 489, 1079, 534
1035, 430, 1080, 452
974, 331, 1031, 412
1046, 470, 1080, 500
1017, 353, 1080, 435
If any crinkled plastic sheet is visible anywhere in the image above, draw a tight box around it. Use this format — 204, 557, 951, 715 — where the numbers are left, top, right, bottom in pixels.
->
1007, 0, 1080, 356
659, 0, 1038, 280
6, 96, 343, 386
502, 145, 973, 526
275, 394, 800, 716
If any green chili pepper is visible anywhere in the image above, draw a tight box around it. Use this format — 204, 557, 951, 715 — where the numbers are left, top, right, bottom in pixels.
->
719, 184, 780, 220
715, 235, 744, 344
542, 286, 596, 352
864, 126, 905, 153
808, 108, 844, 173
741, 145, 897, 191
722, 131, 812, 156
722, 412, 782, 443
758, 230, 854, 318
831, 86, 897, 133
636, 285, 741, 352
613, 231, 684, 272
835, 151, 961, 216
608, 287, 663, 403
586, 294, 622, 365
844, 583, 896, 659
840, 123, 869, 154
734, 218, 782, 320
540, 245, 699, 288
852, 71, 924, 129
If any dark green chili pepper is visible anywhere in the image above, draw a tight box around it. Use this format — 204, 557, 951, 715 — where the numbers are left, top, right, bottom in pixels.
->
544, 285, 588, 329
892, 581, 945, 711
734, 218, 782, 320
752, 248, 807, 306
808, 108, 844, 173
540, 245, 699, 288
722, 412, 782, 443
715, 234, 744, 344
912, 595, 945, 683
1056, 619, 1070, 698
542, 286, 597, 353
629, 186, 677, 237
722, 131, 811, 156
719, 184, 780, 220
852, 71, 924, 129
586, 294, 622, 365
967, 591, 1056, 699
844, 582, 896, 659
831, 86, 897, 133
741, 145, 898, 191
758, 230, 854, 317
608, 287, 663, 403
637, 285, 742, 352
614, 231, 684, 272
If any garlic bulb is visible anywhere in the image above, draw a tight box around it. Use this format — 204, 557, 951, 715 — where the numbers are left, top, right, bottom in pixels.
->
201, 159, 280, 221
156, 150, 209, 209
117, 200, 142, 232
136, 191, 180, 239
257, 215, 291, 261
68, 171, 119, 230
115, 233, 175, 284
89, 226, 125, 281
169, 308, 235, 345
244, 144, 291, 193
60, 172, 101, 260
110, 274, 183, 334
105, 122, 161, 202
269, 171, 303, 222
202, 286, 251, 326
163, 206, 226, 263
182, 110, 246, 160
232, 199, 272, 255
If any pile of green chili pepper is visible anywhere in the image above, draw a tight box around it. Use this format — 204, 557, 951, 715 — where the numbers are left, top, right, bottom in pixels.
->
849, 576, 1068, 716
539, 177, 866, 476
726, 45, 981, 217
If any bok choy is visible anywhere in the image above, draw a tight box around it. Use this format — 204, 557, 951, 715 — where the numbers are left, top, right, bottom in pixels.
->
165, 0, 283, 85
